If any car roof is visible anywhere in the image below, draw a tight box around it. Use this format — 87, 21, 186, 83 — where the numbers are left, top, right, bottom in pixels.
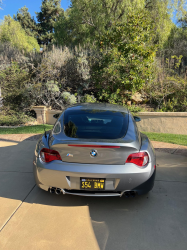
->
65, 103, 129, 113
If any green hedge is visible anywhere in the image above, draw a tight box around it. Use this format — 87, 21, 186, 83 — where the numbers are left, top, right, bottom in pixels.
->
0, 113, 35, 126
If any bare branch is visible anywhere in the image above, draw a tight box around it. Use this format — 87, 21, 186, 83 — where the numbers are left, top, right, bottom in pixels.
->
145, 1, 153, 9
113, 0, 123, 17
81, 17, 95, 27
118, 9, 125, 20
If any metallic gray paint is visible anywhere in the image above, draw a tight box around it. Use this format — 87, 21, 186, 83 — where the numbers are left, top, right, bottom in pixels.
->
33, 103, 156, 196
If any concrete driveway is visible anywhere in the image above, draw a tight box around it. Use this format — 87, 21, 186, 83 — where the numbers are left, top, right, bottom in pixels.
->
0, 138, 187, 250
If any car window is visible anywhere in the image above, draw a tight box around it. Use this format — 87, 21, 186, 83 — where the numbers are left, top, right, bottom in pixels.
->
63, 109, 129, 139
53, 121, 61, 134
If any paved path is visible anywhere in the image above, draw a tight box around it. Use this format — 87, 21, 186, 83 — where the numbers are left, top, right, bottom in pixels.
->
0, 136, 187, 250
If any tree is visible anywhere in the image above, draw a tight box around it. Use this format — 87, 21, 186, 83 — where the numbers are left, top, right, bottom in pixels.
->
36, 0, 63, 45
55, 0, 145, 47
144, 0, 173, 47
92, 10, 157, 105
55, 0, 187, 48
13, 6, 38, 39
0, 16, 40, 53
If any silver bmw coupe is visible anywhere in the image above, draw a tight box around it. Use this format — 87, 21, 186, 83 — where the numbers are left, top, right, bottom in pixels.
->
33, 103, 156, 197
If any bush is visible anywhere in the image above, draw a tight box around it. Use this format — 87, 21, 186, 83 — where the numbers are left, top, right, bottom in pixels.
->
61, 91, 77, 105
80, 94, 97, 103
34, 46, 92, 93
128, 105, 144, 115
0, 62, 37, 112
34, 80, 60, 109
0, 112, 35, 126
144, 74, 187, 111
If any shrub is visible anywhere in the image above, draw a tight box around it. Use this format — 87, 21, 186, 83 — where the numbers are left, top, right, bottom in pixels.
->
80, 94, 97, 103
46, 81, 60, 93
66, 94, 77, 105
61, 91, 71, 101
61, 91, 77, 105
33, 46, 91, 93
0, 112, 35, 126
0, 62, 36, 112
144, 68, 187, 112
34, 80, 60, 108
128, 105, 144, 115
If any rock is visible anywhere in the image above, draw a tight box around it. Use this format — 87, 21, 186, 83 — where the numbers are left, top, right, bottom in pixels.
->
131, 92, 143, 103
25, 120, 38, 126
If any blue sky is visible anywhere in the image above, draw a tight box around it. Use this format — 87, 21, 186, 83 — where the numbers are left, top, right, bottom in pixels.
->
0, 0, 71, 20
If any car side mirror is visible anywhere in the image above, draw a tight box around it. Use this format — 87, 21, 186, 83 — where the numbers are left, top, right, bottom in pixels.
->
133, 116, 141, 122
53, 113, 60, 119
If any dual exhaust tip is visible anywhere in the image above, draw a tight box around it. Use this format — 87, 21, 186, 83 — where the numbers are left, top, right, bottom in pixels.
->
124, 191, 136, 198
49, 187, 62, 195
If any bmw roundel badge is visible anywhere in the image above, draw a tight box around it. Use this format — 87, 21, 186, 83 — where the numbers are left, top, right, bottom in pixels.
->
90, 149, 97, 158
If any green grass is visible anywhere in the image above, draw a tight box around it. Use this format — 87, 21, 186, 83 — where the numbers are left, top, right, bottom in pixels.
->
142, 132, 187, 146
0, 125, 53, 134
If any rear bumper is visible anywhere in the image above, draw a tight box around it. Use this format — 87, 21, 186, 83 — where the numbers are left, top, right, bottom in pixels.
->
33, 156, 156, 196
53, 170, 155, 197
132, 169, 156, 195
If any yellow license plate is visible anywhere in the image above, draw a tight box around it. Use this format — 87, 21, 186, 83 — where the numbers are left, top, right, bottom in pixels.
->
80, 178, 105, 190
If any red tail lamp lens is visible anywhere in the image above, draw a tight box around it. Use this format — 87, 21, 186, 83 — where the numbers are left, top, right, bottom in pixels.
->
126, 152, 149, 167
40, 148, 62, 163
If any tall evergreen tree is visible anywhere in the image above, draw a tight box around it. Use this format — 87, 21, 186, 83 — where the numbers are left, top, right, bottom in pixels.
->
13, 6, 38, 39
36, 0, 63, 45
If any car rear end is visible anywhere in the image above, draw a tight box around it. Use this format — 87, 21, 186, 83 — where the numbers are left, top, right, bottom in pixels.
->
33, 104, 156, 197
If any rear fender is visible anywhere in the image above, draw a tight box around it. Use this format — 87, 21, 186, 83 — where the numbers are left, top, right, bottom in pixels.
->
42, 133, 50, 148
35, 133, 50, 158
140, 133, 156, 174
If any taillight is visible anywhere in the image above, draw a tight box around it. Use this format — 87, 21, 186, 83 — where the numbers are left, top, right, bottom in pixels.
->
126, 152, 149, 167
40, 148, 62, 163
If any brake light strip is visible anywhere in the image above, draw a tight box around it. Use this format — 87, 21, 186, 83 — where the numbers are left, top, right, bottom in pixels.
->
68, 145, 120, 148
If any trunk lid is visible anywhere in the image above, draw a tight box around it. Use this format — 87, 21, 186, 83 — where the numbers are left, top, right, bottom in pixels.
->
51, 140, 139, 165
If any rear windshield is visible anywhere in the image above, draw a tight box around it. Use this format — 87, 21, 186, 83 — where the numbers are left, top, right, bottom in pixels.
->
63, 109, 129, 139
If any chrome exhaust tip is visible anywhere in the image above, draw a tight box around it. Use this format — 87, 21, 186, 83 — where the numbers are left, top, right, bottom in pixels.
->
50, 187, 56, 194
130, 191, 136, 197
55, 188, 61, 195
124, 191, 136, 198
124, 191, 130, 198
61, 189, 66, 195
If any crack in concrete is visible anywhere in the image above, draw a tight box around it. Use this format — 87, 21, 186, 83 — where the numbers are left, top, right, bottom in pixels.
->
0, 184, 36, 233
171, 145, 181, 154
